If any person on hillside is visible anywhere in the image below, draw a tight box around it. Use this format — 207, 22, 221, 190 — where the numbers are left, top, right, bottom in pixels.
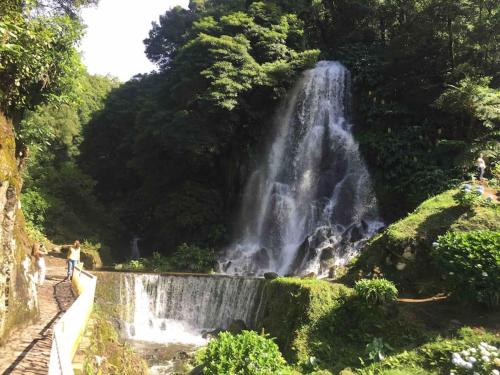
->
476, 154, 486, 181
66, 240, 81, 281
32, 243, 48, 286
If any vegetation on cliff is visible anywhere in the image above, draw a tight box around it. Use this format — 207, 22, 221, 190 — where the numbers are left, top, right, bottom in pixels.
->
347, 187, 499, 296
0, 0, 97, 342
75, 0, 499, 257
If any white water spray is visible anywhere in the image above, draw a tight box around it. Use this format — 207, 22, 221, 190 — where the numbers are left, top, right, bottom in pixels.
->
221, 61, 383, 276
119, 274, 266, 346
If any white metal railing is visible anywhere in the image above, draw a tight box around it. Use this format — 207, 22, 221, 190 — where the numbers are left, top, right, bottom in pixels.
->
48, 265, 96, 375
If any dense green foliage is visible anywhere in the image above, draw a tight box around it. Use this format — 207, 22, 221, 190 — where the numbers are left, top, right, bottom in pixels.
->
199, 330, 289, 374
79, 1, 319, 253
1, 0, 124, 253
119, 243, 216, 273
76, 0, 500, 254
19, 73, 121, 245
433, 230, 500, 307
354, 278, 398, 306
0, 0, 96, 115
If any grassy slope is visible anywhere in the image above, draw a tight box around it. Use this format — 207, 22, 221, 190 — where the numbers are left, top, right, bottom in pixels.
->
258, 188, 499, 374
257, 278, 434, 373
345, 188, 499, 295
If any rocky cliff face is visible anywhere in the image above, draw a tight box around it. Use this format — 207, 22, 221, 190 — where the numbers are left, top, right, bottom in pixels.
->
0, 113, 37, 345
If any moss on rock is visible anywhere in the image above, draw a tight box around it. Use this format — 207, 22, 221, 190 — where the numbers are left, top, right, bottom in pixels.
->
257, 278, 352, 363
345, 188, 500, 295
0, 113, 38, 344
83, 308, 148, 375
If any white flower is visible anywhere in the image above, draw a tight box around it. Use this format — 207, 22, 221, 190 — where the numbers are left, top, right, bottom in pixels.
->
464, 362, 473, 369
481, 355, 490, 362
452, 352, 461, 359
452, 357, 461, 365
492, 369, 499, 375
482, 271, 489, 277
470, 348, 477, 353
462, 350, 470, 356
480, 348, 490, 356
468, 356, 477, 363
432, 242, 439, 248
449, 272, 455, 275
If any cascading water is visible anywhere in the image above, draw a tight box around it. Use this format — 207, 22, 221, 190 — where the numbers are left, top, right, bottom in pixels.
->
130, 236, 141, 259
119, 273, 266, 345
221, 61, 383, 276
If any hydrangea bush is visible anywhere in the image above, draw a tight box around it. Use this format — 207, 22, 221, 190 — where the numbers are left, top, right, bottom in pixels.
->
450, 342, 499, 374
433, 230, 500, 307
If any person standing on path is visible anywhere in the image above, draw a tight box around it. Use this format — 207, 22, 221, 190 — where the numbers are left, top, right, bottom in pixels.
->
476, 153, 486, 181
67, 240, 81, 280
32, 243, 48, 285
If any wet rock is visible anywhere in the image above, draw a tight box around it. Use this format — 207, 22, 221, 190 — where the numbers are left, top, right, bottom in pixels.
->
396, 262, 406, 271
328, 266, 336, 279
221, 261, 232, 272
402, 247, 415, 261
264, 272, 279, 280
302, 272, 317, 279
202, 328, 222, 340
175, 351, 190, 360
228, 319, 247, 335
251, 248, 271, 270
190, 365, 203, 375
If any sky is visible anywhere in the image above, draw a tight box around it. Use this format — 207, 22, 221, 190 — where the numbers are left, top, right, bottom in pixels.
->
80, 0, 189, 81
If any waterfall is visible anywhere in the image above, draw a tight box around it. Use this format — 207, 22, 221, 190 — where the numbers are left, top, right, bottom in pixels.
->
130, 236, 140, 259
119, 273, 266, 345
221, 61, 383, 277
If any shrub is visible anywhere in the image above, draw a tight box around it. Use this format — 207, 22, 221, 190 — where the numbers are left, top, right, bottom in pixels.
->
455, 189, 483, 208
199, 330, 288, 374
455, 188, 496, 209
433, 230, 500, 307
171, 243, 216, 273
354, 278, 398, 306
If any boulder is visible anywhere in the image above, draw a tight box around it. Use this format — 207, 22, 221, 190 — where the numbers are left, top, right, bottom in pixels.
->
264, 272, 279, 280
227, 319, 247, 335
302, 272, 317, 279
202, 328, 222, 340
190, 365, 203, 375
80, 250, 102, 270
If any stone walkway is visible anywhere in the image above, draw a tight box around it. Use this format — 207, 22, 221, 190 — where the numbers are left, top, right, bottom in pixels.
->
0, 255, 75, 375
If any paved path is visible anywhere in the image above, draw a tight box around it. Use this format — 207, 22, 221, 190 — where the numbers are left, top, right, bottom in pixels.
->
0, 255, 75, 375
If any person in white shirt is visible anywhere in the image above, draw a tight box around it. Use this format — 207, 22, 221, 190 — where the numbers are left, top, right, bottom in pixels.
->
476, 154, 486, 181
66, 240, 81, 280
32, 243, 48, 285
